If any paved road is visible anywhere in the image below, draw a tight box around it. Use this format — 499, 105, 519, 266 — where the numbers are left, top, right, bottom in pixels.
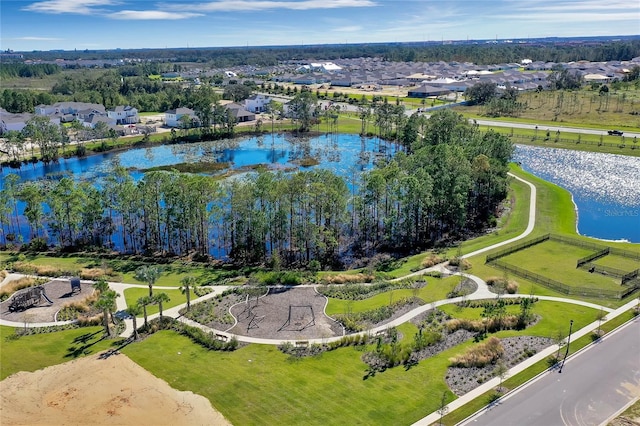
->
461, 317, 640, 426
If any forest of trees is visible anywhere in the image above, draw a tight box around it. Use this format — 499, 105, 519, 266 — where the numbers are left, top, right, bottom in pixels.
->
0, 110, 512, 268
7, 39, 640, 67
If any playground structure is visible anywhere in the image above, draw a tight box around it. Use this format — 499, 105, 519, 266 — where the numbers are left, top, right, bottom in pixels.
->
278, 305, 315, 332
8, 286, 53, 312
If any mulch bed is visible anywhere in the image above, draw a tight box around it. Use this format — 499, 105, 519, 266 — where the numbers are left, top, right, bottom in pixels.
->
227, 287, 343, 340
445, 335, 554, 395
0, 279, 96, 323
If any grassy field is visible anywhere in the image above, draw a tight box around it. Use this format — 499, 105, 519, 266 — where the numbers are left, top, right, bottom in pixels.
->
325, 276, 460, 316
123, 330, 460, 425
455, 86, 640, 131
0, 325, 122, 380
499, 240, 622, 291
592, 253, 640, 271
439, 300, 599, 339
123, 288, 187, 315
121, 299, 601, 426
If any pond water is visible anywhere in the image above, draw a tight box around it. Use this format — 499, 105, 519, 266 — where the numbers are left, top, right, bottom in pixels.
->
514, 145, 640, 243
0, 134, 393, 248
0, 134, 392, 186
2, 137, 638, 245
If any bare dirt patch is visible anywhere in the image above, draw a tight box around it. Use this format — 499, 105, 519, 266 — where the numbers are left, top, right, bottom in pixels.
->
0, 353, 230, 426
228, 287, 343, 340
0, 279, 96, 323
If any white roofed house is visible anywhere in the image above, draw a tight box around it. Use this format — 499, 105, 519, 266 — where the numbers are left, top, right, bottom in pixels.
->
107, 105, 139, 125
35, 102, 105, 117
243, 94, 272, 113
165, 107, 198, 128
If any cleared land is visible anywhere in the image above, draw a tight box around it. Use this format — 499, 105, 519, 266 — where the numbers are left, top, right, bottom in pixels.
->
0, 353, 230, 426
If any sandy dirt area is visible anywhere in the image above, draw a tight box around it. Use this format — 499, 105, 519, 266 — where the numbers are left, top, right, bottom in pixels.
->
0, 353, 231, 426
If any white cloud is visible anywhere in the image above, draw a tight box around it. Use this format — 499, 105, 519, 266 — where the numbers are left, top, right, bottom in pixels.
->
109, 10, 203, 20
13, 36, 64, 41
24, 0, 118, 14
166, 0, 376, 12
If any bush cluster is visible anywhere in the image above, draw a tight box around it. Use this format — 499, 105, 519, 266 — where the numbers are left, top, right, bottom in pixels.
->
0, 277, 48, 301
420, 253, 445, 268
486, 276, 519, 294
445, 316, 520, 334
335, 297, 422, 332
173, 322, 238, 351
449, 336, 504, 368
321, 273, 375, 284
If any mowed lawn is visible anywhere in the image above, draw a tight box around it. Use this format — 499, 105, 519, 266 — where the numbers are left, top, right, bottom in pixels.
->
123, 330, 464, 426
325, 276, 460, 316
0, 325, 121, 380
439, 300, 599, 338
500, 240, 622, 291
123, 288, 187, 315
592, 254, 640, 272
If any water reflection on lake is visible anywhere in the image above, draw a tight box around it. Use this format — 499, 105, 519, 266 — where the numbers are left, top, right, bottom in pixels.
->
0, 134, 393, 186
514, 144, 640, 243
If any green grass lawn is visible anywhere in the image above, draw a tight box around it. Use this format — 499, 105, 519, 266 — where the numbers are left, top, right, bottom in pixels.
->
0, 325, 122, 380
325, 276, 459, 316
499, 240, 621, 291
592, 254, 640, 271
123, 288, 187, 315
439, 300, 599, 339
123, 330, 463, 426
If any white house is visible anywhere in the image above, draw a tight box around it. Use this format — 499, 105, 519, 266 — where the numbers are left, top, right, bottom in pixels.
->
243, 94, 272, 113
107, 105, 138, 125
165, 107, 198, 127
0, 109, 33, 134
35, 102, 105, 116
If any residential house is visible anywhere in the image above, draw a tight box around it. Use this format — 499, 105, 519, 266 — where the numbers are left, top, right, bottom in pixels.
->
407, 85, 452, 98
0, 108, 33, 134
224, 103, 256, 123
165, 107, 198, 127
35, 102, 105, 117
107, 105, 139, 125
244, 94, 272, 113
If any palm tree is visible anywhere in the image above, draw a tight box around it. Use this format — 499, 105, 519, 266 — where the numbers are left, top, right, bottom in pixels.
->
137, 296, 153, 328
125, 304, 142, 340
96, 288, 119, 337
134, 265, 162, 297
154, 292, 170, 319
180, 276, 197, 312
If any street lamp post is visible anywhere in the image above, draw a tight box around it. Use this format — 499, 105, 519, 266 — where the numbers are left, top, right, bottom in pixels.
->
559, 319, 574, 373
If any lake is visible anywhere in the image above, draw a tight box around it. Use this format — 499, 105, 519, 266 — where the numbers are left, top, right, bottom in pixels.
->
514, 144, 640, 243
2, 137, 638, 245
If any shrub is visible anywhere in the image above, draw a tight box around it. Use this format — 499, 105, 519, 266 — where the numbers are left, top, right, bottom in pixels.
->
449, 336, 504, 368
0, 277, 48, 301
421, 253, 444, 268
79, 267, 114, 280
449, 258, 471, 270
486, 277, 519, 294
322, 273, 374, 284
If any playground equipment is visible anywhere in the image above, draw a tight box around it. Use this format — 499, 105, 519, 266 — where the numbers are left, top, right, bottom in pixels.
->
278, 305, 315, 332
8, 286, 53, 312
70, 277, 82, 294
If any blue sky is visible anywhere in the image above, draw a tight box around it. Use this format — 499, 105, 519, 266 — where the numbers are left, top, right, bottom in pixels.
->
1, 0, 639, 51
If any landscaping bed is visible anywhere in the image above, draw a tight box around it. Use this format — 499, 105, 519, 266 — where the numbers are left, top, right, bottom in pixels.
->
445, 335, 554, 395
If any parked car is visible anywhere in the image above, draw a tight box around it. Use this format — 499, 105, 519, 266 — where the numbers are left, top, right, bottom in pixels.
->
608, 130, 624, 136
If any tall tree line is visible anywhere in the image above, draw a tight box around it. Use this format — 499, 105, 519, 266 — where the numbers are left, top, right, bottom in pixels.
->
0, 110, 512, 267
